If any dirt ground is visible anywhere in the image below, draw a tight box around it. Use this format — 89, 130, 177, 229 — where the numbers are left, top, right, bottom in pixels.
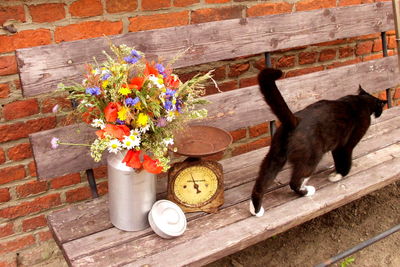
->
207, 181, 400, 267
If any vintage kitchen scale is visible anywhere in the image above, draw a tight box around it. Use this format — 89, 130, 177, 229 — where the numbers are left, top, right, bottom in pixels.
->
167, 125, 232, 213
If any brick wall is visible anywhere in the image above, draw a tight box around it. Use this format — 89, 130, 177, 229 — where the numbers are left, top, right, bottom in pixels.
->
0, 0, 398, 266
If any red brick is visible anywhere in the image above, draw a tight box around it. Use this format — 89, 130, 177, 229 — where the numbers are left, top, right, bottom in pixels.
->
206, 0, 230, 3
22, 215, 47, 232
16, 180, 48, 198
394, 88, 400, 99
29, 3, 65, 22
327, 58, 362, 69
339, 46, 354, 58
247, 2, 292, 17
229, 128, 247, 142
65, 187, 91, 203
249, 122, 269, 137
0, 148, 5, 164
28, 161, 37, 177
0, 165, 26, 185
218, 80, 238, 92
38, 230, 53, 242
0, 83, 10, 98
0, 235, 35, 255
0, 258, 17, 267
0, 193, 61, 219
319, 49, 336, 62
174, 0, 199, 7
97, 181, 109, 196
0, 56, 17, 76
0, 29, 52, 53
0, 5, 25, 25
0, 189, 11, 203
388, 36, 397, 49
239, 76, 258, 87
7, 143, 32, 161
275, 55, 295, 68
106, 0, 137, 13
228, 63, 250, 77
296, 0, 336, 11
93, 166, 107, 179
232, 137, 271, 156
191, 6, 243, 24
129, 11, 189, 32
70, 0, 103, 17
362, 53, 383, 61
0, 223, 13, 238
3, 99, 39, 121
338, 0, 373, 6
0, 116, 57, 143
55, 21, 122, 43
373, 38, 383, 52
285, 66, 324, 78
41, 96, 72, 113
50, 173, 81, 189
142, 0, 170, 10
299, 51, 318, 65
356, 41, 374, 55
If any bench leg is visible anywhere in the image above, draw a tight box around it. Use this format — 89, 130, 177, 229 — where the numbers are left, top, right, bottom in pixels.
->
86, 169, 99, 198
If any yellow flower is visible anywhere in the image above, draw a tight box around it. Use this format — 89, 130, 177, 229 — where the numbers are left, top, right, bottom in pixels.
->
102, 80, 109, 88
119, 86, 131, 96
136, 113, 149, 126
118, 107, 129, 121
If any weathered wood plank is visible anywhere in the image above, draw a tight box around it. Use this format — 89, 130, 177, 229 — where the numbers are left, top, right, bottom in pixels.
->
17, 2, 394, 97
30, 58, 400, 179
50, 111, 400, 258
68, 145, 400, 266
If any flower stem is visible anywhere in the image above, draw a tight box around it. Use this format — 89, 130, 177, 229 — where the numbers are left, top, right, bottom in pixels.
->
58, 142, 91, 147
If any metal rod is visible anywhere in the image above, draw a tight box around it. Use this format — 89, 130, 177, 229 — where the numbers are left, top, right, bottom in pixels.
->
86, 169, 99, 198
381, 32, 393, 108
264, 52, 277, 136
315, 224, 400, 267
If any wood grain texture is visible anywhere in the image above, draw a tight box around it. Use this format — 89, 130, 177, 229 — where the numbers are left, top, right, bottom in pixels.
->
29, 56, 400, 179
47, 107, 400, 265
17, 2, 394, 97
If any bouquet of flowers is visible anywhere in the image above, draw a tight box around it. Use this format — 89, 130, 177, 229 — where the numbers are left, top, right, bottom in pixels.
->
56, 43, 211, 174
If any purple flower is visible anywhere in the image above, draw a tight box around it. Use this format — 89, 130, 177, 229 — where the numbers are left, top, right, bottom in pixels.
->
166, 88, 176, 96
176, 99, 183, 113
125, 97, 140, 106
116, 119, 125, 125
156, 63, 167, 78
157, 117, 167, 127
86, 86, 101, 96
131, 50, 141, 58
164, 101, 173, 111
51, 137, 59, 149
101, 72, 111, 80
124, 56, 139, 64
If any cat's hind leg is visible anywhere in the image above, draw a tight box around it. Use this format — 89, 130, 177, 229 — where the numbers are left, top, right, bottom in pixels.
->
289, 157, 321, 197
250, 128, 288, 217
331, 147, 353, 182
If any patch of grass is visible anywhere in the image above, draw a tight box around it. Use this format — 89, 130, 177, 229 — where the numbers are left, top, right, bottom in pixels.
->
340, 257, 355, 267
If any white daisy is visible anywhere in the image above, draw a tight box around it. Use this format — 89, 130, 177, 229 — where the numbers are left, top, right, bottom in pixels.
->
166, 111, 176, 122
123, 135, 140, 149
107, 139, 122, 154
163, 138, 174, 146
140, 124, 150, 133
91, 119, 106, 129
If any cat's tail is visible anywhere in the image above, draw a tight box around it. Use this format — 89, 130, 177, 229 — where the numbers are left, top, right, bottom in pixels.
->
258, 68, 298, 129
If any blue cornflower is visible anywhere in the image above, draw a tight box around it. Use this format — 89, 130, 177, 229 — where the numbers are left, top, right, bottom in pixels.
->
101, 72, 111, 81
176, 99, 183, 113
116, 119, 125, 125
166, 88, 176, 96
125, 97, 140, 106
86, 86, 101, 96
164, 101, 173, 111
124, 56, 139, 64
131, 50, 141, 58
156, 63, 167, 78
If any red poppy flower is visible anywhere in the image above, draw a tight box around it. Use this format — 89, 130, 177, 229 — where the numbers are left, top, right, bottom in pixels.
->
144, 62, 159, 77
104, 102, 120, 122
95, 129, 105, 139
142, 154, 163, 174
122, 150, 142, 169
165, 75, 180, 89
129, 77, 145, 90
102, 124, 130, 140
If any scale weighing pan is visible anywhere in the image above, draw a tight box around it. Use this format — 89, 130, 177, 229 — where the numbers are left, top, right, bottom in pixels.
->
173, 125, 233, 157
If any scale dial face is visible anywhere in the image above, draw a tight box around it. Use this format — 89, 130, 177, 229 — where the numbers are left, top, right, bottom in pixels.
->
173, 166, 218, 206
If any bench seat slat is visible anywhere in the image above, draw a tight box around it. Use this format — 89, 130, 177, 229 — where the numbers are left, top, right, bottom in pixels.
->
17, 2, 394, 97
29, 56, 400, 179
47, 106, 400, 264
67, 143, 400, 266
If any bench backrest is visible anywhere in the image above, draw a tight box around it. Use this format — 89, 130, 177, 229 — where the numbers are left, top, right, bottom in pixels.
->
17, 2, 399, 179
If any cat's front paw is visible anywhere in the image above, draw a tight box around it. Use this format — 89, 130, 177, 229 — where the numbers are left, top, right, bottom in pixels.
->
329, 173, 343, 182
249, 200, 264, 217
304, 185, 315, 196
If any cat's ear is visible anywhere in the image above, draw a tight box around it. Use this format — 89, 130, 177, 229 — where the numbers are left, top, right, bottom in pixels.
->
358, 85, 368, 95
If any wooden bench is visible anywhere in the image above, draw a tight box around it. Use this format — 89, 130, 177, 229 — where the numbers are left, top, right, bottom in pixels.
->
16, 2, 400, 266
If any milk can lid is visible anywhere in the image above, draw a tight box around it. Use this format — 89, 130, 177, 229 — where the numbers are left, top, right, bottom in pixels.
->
148, 200, 187, 239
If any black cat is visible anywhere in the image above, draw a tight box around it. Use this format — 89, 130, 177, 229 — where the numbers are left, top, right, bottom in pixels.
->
250, 68, 387, 217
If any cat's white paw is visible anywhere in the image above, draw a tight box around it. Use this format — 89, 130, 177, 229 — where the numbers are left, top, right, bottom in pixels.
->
305, 185, 316, 196
329, 173, 343, 182
249, 200, 265, 217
